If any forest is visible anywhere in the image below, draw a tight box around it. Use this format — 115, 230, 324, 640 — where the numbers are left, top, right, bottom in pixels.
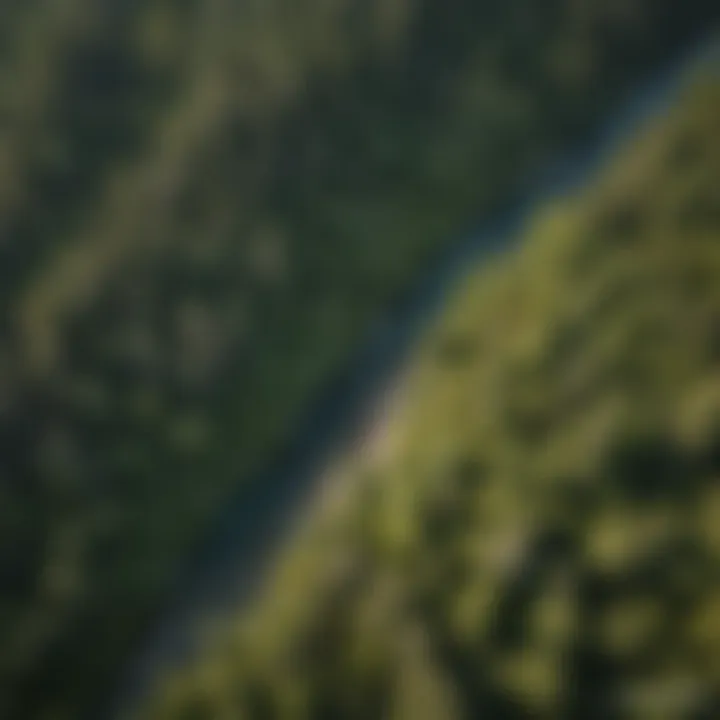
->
141, 69, 720, 720
0, 2, 718, 719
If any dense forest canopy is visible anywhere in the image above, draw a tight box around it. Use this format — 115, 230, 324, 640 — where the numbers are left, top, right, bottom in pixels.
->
141, 70, 720, 720
0, 2, 718, 719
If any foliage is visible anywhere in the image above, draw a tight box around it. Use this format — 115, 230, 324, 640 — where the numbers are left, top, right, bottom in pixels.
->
0, 2, 718, 718
143, 75, 720, 719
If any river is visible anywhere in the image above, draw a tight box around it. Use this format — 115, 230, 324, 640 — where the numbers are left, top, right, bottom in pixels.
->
107, 34, 720, 720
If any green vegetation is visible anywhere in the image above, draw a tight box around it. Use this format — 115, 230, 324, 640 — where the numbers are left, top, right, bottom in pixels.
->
142, 74, 720, 719
0, 2, 718, 718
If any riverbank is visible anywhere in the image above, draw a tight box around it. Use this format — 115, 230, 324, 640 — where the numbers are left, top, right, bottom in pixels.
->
108, 32, 720, 720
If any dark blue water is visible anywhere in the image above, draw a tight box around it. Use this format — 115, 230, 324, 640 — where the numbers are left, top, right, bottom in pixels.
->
108, 36, 720, 720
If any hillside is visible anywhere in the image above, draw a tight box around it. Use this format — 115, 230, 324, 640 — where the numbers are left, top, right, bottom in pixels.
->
140, 70, 720, 719
1, 2, 719, 718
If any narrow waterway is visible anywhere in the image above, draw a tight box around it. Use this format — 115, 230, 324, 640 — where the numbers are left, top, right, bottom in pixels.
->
108, 36, 720, 720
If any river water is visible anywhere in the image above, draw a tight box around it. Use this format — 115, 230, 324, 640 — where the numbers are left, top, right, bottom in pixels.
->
107, 34, 720, 720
